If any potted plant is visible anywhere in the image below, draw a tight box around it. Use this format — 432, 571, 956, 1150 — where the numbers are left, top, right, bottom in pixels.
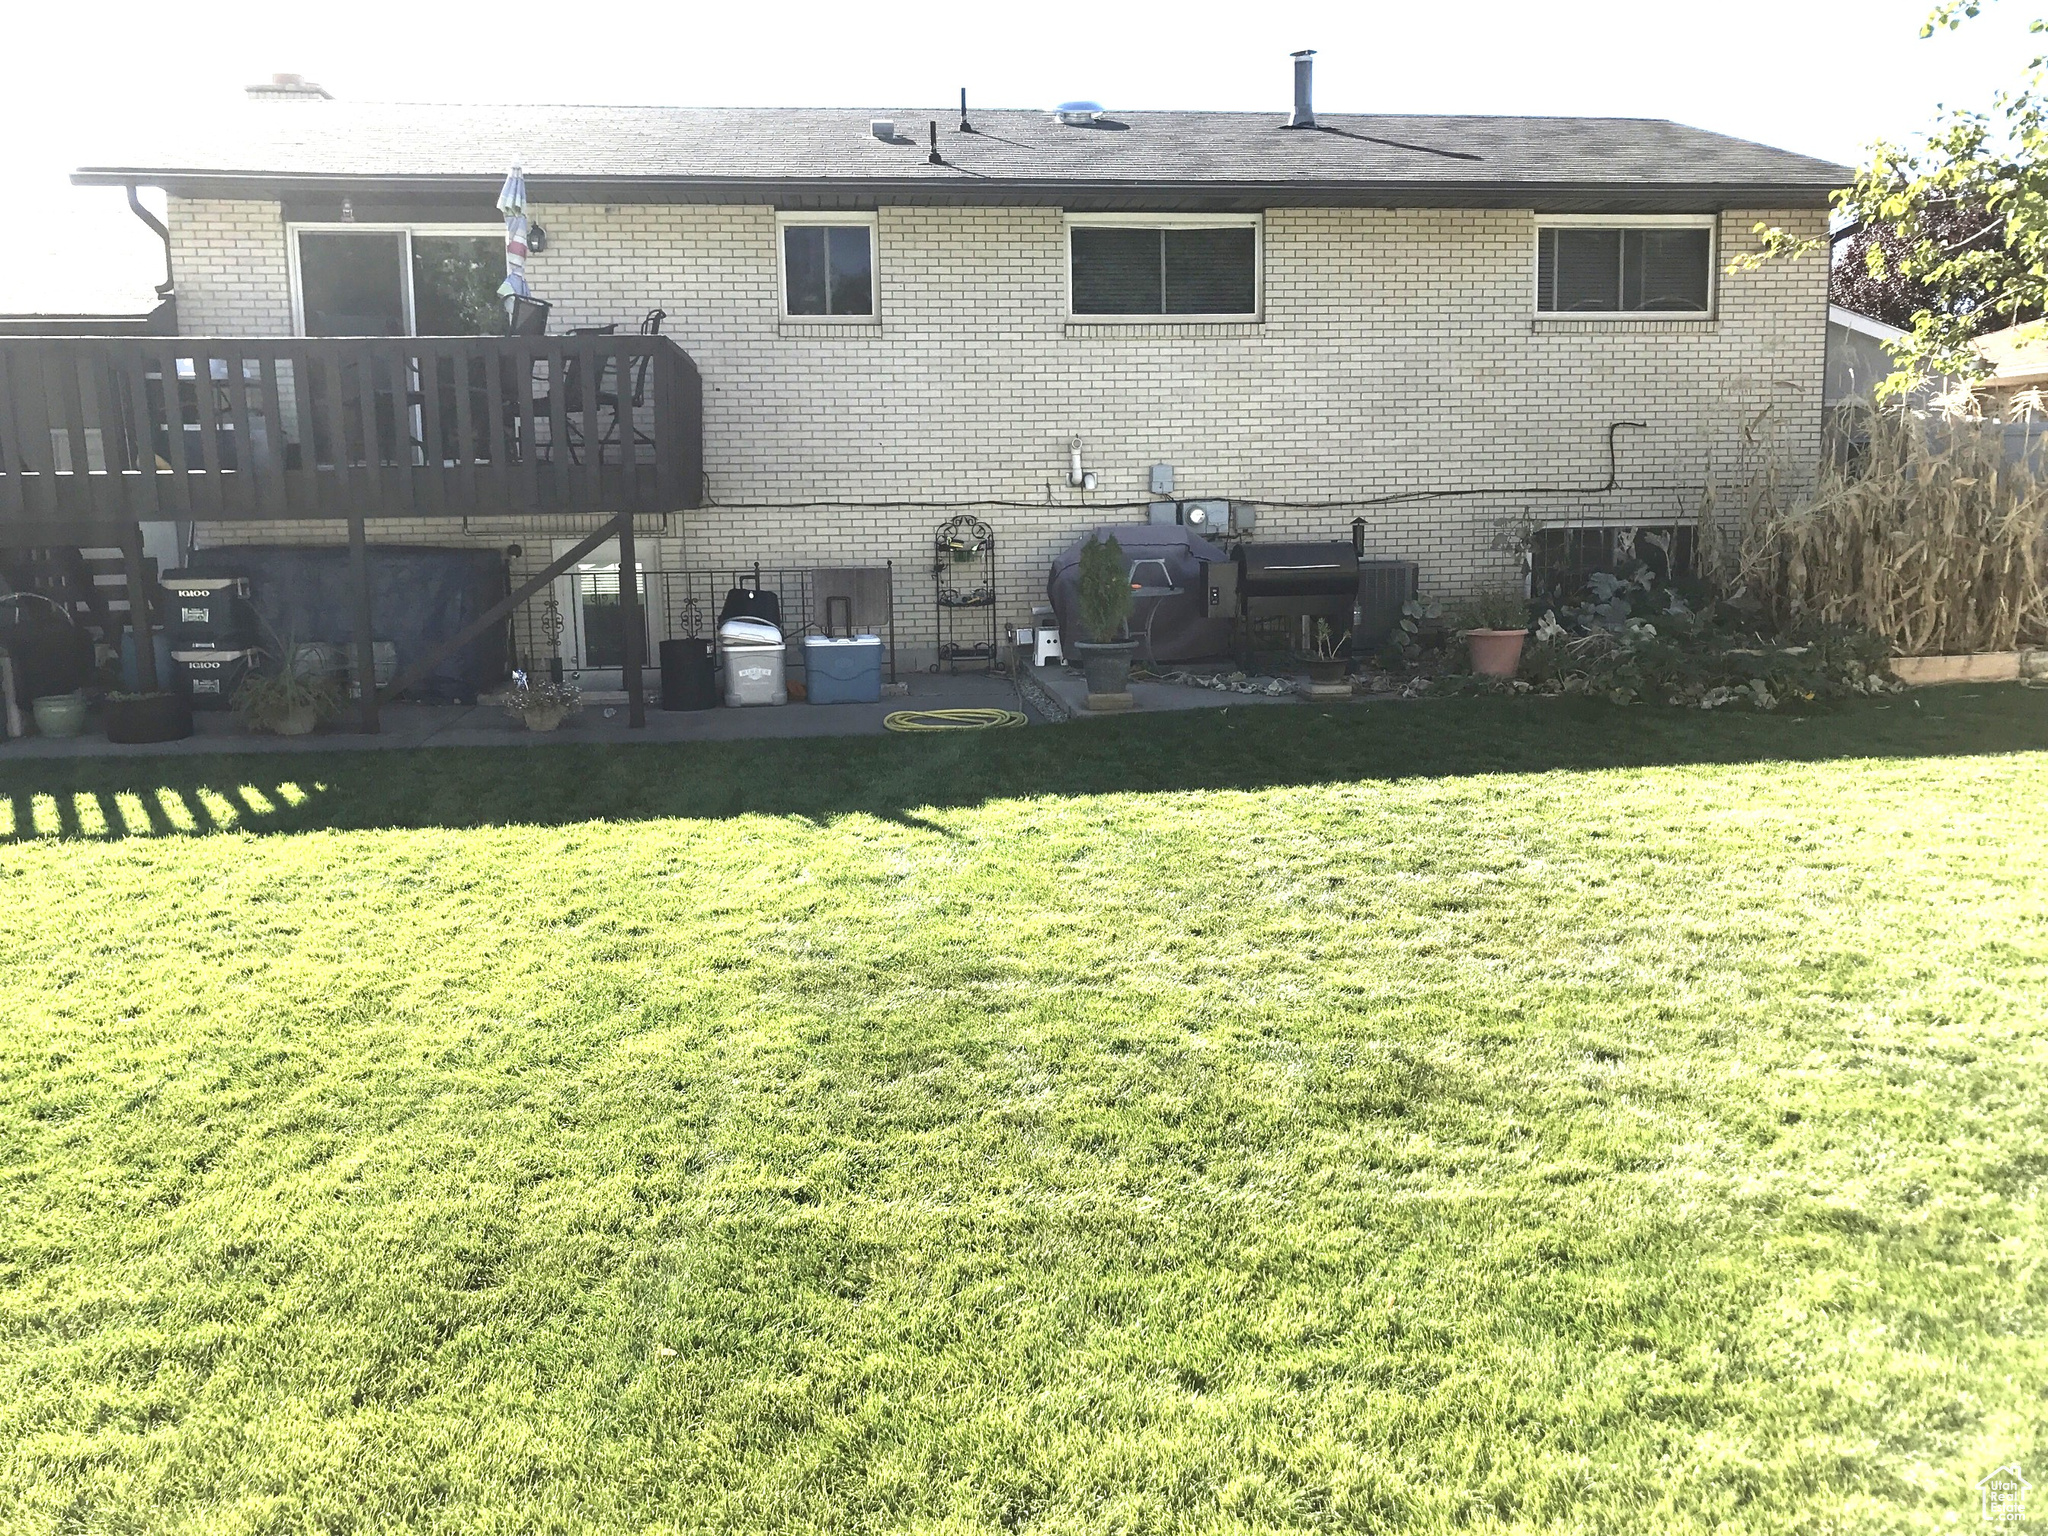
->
1451, 586, 1533, 678
1301, 619, 1352, 695
234, 665, 340, 736
1072, 533, 1137, 711
105, 689, 193, 744
503, 670, 581, 732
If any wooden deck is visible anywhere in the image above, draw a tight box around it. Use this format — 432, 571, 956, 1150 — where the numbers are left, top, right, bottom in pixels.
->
0, 334, 702, 731
0, 335, 703, 539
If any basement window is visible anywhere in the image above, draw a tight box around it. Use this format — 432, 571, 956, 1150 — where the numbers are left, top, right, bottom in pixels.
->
1528, 524, 1700, 605
1535, 218, 1714, 316
778, 212, 877, 320
1067, 214, 1261, 319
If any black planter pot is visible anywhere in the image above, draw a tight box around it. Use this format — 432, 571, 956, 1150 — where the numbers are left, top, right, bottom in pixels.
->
1074, 639, 1138, 710
105, 692, 194, 745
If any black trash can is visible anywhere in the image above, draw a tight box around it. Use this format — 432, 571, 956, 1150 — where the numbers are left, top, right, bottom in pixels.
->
659, 638, 719, 711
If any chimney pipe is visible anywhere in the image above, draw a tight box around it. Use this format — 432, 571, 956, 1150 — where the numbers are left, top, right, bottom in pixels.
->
1287, 49, 1315, 129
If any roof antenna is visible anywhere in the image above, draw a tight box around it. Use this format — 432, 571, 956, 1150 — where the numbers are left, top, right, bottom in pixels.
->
958, 87, 974, 133
928, 120, 943, 164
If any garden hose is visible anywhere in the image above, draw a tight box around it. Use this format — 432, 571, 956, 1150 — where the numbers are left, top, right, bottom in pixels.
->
883, 708, 1028, 732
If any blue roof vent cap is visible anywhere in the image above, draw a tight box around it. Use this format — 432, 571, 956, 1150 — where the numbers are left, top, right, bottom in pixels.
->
1055, 101, 1105, 126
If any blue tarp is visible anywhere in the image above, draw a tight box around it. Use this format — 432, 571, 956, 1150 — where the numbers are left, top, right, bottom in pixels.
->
188, 544, 510, 702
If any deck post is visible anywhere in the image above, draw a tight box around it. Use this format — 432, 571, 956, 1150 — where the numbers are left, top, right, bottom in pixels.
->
120, 522, 158, 691
347, 512, 379, 734
617, 511, 645, 728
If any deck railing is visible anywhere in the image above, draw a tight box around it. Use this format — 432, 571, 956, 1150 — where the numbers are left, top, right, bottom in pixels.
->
0, 335, 704, 535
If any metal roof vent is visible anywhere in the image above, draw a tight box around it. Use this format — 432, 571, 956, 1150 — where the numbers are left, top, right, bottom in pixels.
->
1055, 100, 1104, 126
246, 72, 332, 101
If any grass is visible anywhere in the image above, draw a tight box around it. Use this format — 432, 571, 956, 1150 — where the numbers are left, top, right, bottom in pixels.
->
2, 690, 2046, 1534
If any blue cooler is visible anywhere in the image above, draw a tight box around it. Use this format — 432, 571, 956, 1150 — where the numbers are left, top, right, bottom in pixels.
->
803, 635, 884, 704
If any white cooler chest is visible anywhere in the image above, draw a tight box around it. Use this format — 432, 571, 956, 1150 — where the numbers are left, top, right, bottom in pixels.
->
719, 618, 787, 706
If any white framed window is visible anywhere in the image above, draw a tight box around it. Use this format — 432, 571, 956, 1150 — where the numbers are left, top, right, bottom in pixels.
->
286, 223, 507, 337
1066, 212, 1262, 321
776, 211, 878, 321
1533, 214, 1716, 318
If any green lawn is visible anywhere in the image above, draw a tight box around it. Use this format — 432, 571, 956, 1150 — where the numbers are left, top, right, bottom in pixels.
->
3, 692, 2045, 1534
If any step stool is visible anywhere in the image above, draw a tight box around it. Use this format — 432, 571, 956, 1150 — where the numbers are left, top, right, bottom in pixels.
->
1028, 606, 1064, 667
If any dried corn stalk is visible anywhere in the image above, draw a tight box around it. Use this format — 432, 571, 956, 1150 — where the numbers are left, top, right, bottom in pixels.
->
1735, 408, 2048, 655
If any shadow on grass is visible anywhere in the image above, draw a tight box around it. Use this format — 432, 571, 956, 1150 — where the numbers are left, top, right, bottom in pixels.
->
2, 690, 2044, 841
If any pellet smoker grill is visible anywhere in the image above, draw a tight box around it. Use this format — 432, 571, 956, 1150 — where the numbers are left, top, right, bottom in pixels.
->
1200, 521, 1418, 659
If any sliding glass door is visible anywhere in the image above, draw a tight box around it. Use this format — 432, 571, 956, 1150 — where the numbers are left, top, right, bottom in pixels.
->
293, 227, 504, 337
292, 226, 507, 468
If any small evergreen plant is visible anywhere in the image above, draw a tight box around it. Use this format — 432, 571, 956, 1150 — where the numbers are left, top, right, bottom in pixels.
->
1076, 535, 1133, 643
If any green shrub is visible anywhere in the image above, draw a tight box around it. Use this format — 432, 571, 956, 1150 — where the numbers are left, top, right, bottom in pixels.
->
1518, 611, 1896, 709
1437, 549, 1900, 709
1077, 535, 1133, 643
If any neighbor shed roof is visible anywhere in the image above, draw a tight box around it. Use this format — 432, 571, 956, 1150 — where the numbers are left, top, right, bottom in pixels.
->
73, 103, 1847, 212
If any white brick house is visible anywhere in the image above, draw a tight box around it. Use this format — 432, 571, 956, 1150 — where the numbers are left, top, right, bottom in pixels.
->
73, 85, 1843, 677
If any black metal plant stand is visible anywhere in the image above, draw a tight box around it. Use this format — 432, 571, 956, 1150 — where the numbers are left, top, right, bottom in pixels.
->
933, 515, 998, 673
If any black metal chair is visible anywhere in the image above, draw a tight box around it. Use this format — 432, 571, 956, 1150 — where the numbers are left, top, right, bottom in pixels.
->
598, 309, 666, 460
509, 323, 615, 465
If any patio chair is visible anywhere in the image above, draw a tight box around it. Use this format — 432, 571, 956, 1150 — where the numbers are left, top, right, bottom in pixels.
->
509, 323, 615, 465
597, 309, 667, 461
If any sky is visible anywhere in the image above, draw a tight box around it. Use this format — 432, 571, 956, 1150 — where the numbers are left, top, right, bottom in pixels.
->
0, 0, 2040, 312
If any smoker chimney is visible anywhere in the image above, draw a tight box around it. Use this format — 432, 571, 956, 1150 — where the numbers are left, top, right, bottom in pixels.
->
1287, 50, 1315, 129
246, 72, 332, 101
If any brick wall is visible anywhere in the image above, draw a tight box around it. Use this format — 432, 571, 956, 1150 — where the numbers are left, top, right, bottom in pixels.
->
168, 198, 1829, 664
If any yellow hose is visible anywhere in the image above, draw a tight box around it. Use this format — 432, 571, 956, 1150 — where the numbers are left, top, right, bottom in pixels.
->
883, 708, 1028, 732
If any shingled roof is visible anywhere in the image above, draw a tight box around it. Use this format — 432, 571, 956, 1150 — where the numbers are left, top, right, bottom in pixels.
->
74, 103, 1847, 212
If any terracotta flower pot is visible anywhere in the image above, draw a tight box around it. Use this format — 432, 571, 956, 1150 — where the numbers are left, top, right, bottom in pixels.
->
1466, 628, 1527, 679
524, 704, 568, 733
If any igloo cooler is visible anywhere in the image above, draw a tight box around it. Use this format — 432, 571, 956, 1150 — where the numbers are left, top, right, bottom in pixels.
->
719, 618, 787, 707
173, 648, 253, 711
802, 635, 884, 704
161, 573, 257, 651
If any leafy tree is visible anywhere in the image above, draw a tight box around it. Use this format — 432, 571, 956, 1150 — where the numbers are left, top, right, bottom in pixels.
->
1829, 197, 2015, 331
1748, 0, 2048, 395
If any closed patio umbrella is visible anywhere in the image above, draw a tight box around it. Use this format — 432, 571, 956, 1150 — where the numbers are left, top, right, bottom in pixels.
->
496, 164, 532, 312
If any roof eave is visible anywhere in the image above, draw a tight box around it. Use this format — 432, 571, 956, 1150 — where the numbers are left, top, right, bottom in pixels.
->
75, 168, 1841, 212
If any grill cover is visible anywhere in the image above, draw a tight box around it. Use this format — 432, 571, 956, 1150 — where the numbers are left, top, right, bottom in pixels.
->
1045, 524, 1232, 661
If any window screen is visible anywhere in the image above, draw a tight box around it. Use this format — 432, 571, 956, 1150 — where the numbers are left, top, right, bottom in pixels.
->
783, 225, 874, 316
1529, 525, 1699, 604
1071, 225, 1258, 315
1537, 226, 1711, 313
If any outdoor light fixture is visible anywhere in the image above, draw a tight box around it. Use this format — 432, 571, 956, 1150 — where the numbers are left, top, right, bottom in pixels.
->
1067, 437, 1097, 491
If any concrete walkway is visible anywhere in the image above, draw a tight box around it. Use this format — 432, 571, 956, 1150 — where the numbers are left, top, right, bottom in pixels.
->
3, 673, 1037, 759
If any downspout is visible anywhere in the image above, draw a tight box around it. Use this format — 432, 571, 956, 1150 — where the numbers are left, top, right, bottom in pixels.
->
125, 182, 178, 331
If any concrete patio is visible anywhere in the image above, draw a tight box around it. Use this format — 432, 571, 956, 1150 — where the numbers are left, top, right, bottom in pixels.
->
0, 673, 1040, 759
